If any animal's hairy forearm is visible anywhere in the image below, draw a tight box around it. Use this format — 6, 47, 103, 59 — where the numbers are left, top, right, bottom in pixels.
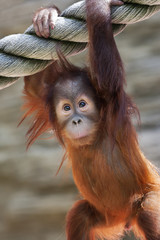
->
86, 0, 124, 94
86, 0, 135, 145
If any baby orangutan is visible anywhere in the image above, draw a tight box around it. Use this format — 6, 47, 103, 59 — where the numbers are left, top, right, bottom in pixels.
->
20, 0, 160, 239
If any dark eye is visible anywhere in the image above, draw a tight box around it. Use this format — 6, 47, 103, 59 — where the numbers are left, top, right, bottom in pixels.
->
79, 101, 86, 108
64, 105, 71, 111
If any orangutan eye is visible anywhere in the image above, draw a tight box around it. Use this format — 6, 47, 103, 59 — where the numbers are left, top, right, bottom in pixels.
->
79, 101, 86, 108
63, 105, 71, 111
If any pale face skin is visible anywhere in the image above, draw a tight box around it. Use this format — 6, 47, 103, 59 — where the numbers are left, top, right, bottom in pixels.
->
53, 77, 100, 146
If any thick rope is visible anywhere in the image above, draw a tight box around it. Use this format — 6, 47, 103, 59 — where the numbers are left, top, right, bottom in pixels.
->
0, 0, 160, 89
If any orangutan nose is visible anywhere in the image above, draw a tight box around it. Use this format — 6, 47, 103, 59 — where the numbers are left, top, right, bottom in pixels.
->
72, 118, 82, 125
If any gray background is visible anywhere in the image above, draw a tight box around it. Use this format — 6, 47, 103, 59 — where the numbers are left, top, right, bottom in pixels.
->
0, 0, 160, 239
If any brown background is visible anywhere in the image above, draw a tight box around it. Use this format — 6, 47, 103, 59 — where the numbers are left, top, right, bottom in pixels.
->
0, 1, 160, 240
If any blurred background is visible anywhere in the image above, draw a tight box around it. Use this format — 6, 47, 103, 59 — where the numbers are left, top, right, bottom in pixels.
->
0, 0, 160, 240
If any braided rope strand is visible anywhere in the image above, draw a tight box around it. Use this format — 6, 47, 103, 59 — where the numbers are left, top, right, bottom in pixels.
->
0, 0, 160, 89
